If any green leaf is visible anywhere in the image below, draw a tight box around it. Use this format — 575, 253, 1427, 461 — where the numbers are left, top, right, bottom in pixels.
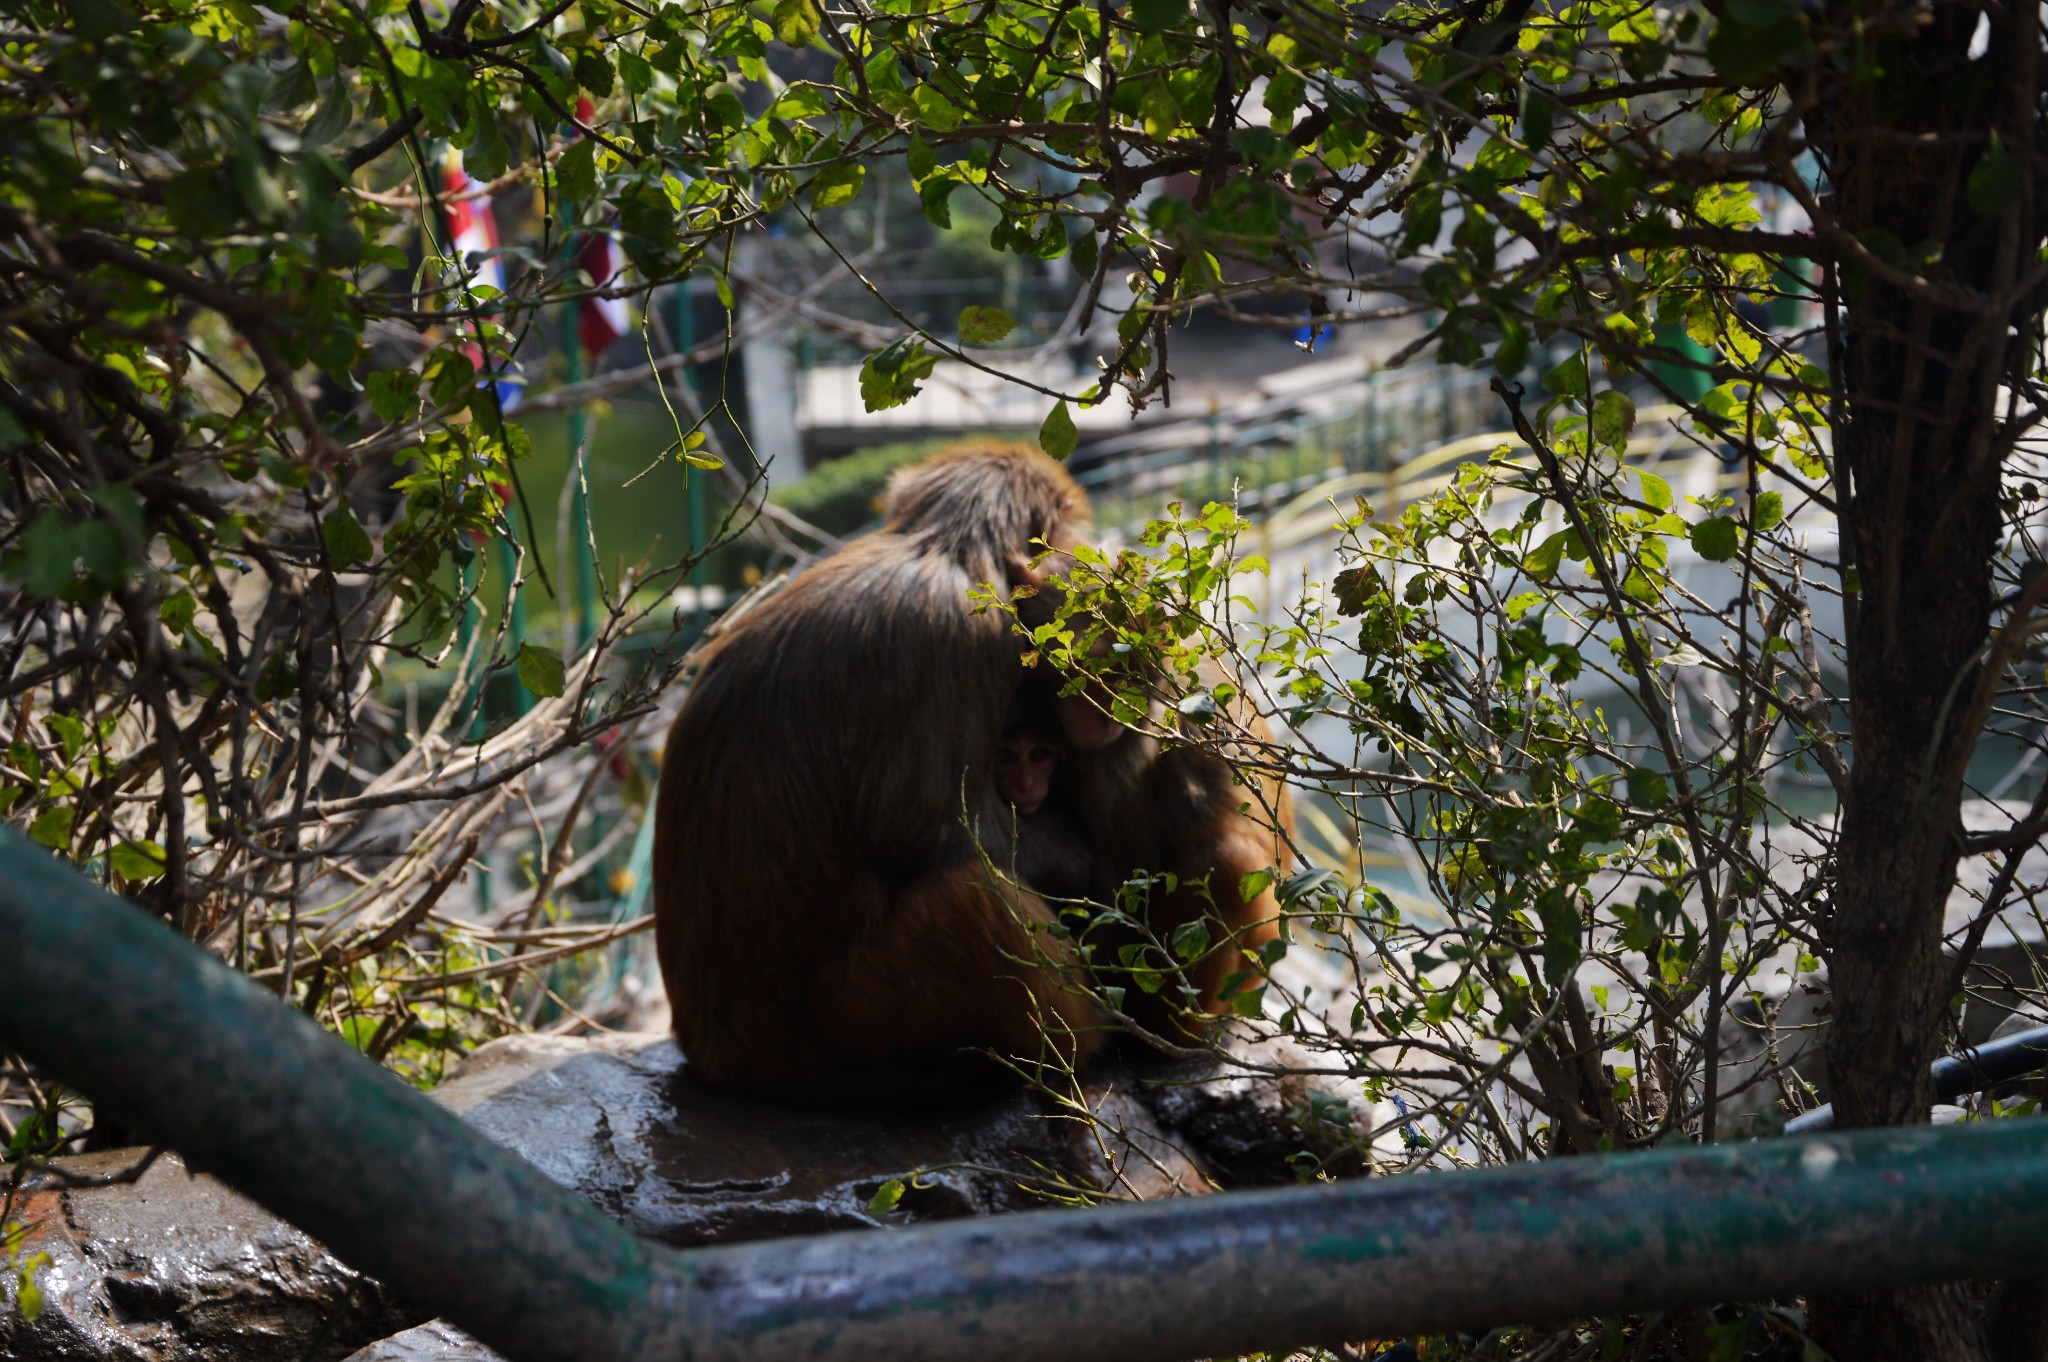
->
958, 305, 1015, 344
4, 512, 130, 603
158, 591, 198, 636
910, 85, 961, 133
1039, 400, 1077, 459
1663, 641, 1706, 668
1238, 867, 1275, 902
1968, 134, 2022, 217
366, 370, 419, 424
1626, 766, 1671, 808
680, 431, 725, 471
1525, 529, 1569, 580
1538, 887, 1581, 988
557, 137, 598, 203
29, 805, 75, 851
1691, 516, 1739, 562
1130, 0, 1186, 33
773, 85, 828, 119
1170, 918, 1211, 962
110, 839, 168, 882
1493, 316, 1530, 375
1278, 867, 1338, 906
1070, 229, 1099, 279
812, 163, 865, 209
772, 0, 820, 47
502, 425, 534, 466
1542, 354, 1588, 399
1332, 564, 1384, 614
1517, 85, 1553, 149
1706, 15, 1807, 85
464, 114, 509, 182
705, 86, 746, 129
858, 336, 938, 412
868, 1179, 905, 1213
573, 49, 616, 97
618, 51, 654, 95
1752, 490, 1784, 532
1592, 391, 1636, 450
1139, 81, 1181, 141
918, 176, 957, 228
321, 498, 374, 569
1400, 193, 1443, 254
427, 351, 477, 411
517, 642, 566, 698
303, 77, 352, 146
1694, 182, 1762, 229
1261, 71, 1304, 126
45, 713, 86, 762
1637, 469, 1673, 510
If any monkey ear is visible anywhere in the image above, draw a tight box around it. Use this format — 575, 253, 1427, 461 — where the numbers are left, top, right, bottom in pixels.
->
1055, 690, 1125, 751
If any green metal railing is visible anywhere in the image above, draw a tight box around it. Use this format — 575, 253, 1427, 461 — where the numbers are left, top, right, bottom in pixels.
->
5, 826, 2048, 1362
1073, 363, 1550, 535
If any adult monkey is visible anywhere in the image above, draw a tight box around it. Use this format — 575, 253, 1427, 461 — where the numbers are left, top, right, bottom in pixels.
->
653, 444, 1111, 1095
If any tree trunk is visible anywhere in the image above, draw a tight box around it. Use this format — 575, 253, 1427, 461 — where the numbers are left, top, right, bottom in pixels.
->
1806, 0, 2039, 1354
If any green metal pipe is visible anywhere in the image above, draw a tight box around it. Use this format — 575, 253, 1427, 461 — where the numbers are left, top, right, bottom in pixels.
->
5, 827, 2048, 1362
562, 305, 599, 651
1785, 1023, 2048, 1134
674, 279, 710, 624
0, 827, 682, 1361
497, 531, 531, 719
455, 555, 486, 742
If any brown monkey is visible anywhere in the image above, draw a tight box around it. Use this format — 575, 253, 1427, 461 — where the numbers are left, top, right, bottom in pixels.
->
994, 717, 1065, 818
1061, 676, 1294, 1041
653, 444, 1109, 1096
990, 687, 1095, 904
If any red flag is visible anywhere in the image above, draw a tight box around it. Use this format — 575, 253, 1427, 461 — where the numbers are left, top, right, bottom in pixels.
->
441, 151, 524, 411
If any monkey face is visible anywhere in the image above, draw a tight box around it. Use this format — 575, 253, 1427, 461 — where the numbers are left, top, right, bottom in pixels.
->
995, 736, 1064, 816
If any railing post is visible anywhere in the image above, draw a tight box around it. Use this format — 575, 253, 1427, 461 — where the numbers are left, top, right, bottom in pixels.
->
562, 307, 599, 653
676, 279, 709, 624
496, 534, 529, 718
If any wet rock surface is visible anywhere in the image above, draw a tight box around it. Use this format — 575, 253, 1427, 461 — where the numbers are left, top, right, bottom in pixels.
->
9, 1032, 1336, 1360
433, 1033, 1215, 1243
0, 1148, 413, 1362
338, 1320, 502, 1362
1134, 1035, 1367, 1185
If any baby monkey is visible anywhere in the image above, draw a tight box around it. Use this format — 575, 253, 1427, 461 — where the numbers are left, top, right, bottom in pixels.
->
992, 690, 1095, 901
995, 722, 1065, 818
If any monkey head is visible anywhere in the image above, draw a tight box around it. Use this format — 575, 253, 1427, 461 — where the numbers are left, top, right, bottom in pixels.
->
995, 730, 1065, 816
882, 440, 1090, 617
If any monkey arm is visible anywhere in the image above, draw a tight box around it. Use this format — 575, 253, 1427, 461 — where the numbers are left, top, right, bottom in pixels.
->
819, 864, 1110, 1072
